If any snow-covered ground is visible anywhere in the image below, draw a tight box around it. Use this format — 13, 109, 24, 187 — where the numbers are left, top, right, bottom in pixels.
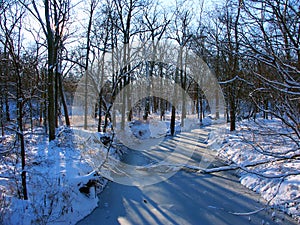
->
0, 127, 121, 225
118, 117, 300, 223
1, 116, 299, 224
0, 115, 183, 225
218, 118, 300, 223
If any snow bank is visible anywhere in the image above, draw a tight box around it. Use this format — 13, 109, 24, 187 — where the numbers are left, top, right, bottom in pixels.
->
0, 127, 120, 225
128, 119, 182, 139
218, 118, 300, 222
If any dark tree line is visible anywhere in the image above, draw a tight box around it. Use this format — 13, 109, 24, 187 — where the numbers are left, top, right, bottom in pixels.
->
0, 0, 298, 139
0, 0, 298, 142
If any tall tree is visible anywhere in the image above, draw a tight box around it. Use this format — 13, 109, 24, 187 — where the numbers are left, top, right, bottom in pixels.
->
83, 0, 98, 130
169, 2, 193, 131
23, 0, 72, 140
243, 0, 300, 141
141, 1, 170, 120
113, 0, 145, 128
213, 0, 242, 131
0, 0, 28, 200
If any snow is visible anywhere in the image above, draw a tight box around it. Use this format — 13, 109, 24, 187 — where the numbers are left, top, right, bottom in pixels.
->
80, 116, 299, 224
0, 127, 120, 225
218, 118, 300, 222
127, 115, 201, 140
117, 116, 183, 148
1, 115, 299, 224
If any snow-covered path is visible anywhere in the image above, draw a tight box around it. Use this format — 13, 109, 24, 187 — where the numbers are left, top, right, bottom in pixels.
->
77, 127, 297, 225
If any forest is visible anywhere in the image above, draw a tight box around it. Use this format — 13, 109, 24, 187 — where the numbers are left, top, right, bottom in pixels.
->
0, 0, 299, 224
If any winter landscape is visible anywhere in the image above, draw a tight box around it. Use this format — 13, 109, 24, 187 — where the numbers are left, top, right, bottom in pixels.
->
0, 0, 299, 224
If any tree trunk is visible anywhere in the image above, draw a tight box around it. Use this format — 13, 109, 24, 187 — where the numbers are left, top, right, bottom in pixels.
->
55, 70, 59, 127
17, 99, 28, 200
215, 89, 220, 119
263, 99, 268, 119
144, 63, 150, 120
127, 75, 132, 122
45, 0, 56, 141
17, 70, 28, 200
181, 96, 186, 127
199, 95, 203, 124
229, 94, 236, 131
29, 100, 33, 132
4, 81, 10, 121
0, 98, 4, 136
47, 64, 56, 140
160, 101, 165, 121
19, 116, 28, 200
4, 45, 10, 122
170, 105, 176, 136
180, 56, 187, 127
126, 50, 132, 122
58, 72, 70, 126
170, 68, 179, 136
121, 77, 126, 129
97, 95, 102, 132
84, 1, 96, 130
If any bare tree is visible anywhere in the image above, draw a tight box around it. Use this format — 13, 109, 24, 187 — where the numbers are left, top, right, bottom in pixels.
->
242, 0, 300, 143
112, 0, 146, 128
202, 0, 244, 131
0, 0, 28, 200
168, 2, 194, 133
83, 0, 99, 130
22, 0, 72, 140
141, 1, 170, 120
